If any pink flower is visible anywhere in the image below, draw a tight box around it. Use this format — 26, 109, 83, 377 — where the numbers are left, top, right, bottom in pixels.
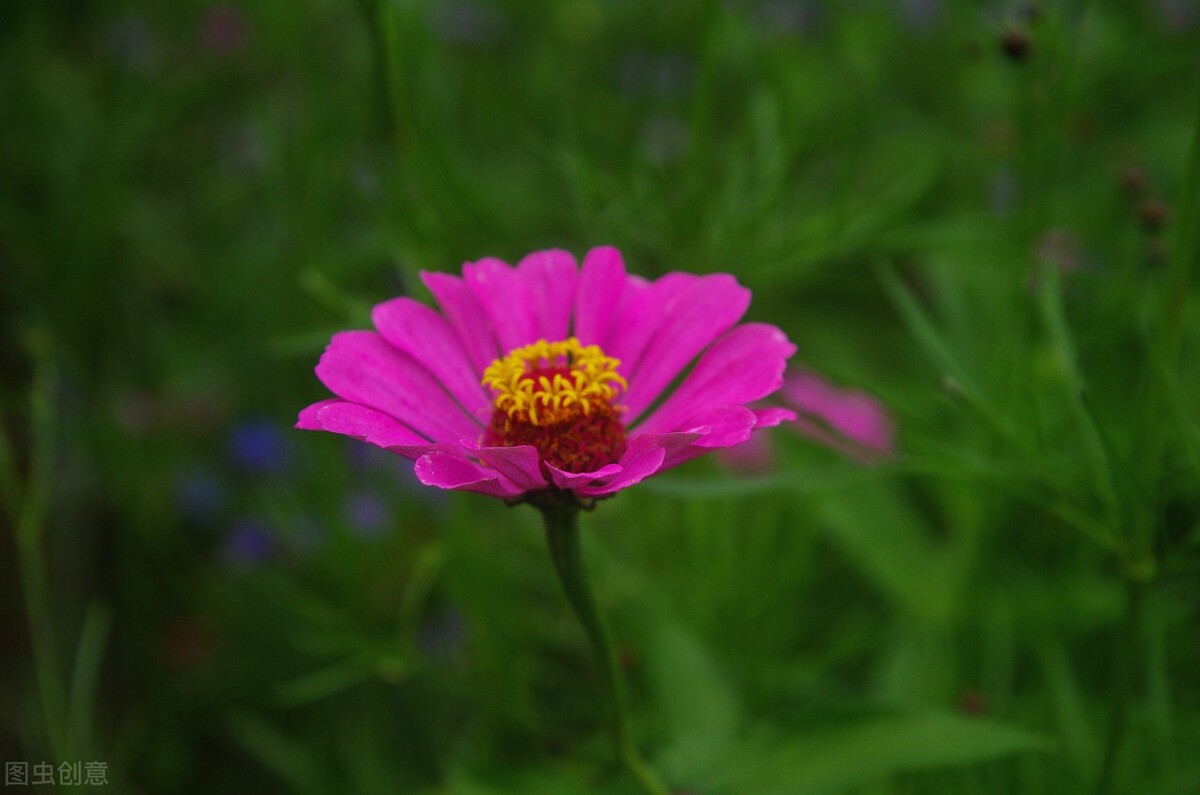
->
782, 369, 896, 464
297, 247, 796, 500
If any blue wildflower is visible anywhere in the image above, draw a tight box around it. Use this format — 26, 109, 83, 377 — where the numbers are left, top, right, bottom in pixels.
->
173, 466, 226, 524
344, 491, 390, 538
221, 519, 278, 569
228, 418, 291, 473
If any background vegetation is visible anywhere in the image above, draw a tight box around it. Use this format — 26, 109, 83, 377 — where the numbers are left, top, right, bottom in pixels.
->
2, 1, 1198, 792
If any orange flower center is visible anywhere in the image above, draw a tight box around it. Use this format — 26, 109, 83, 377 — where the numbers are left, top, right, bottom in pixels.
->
481, 338, 628, 473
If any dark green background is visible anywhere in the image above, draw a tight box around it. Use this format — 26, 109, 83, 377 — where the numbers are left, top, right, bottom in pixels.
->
1, 1, 1198, 792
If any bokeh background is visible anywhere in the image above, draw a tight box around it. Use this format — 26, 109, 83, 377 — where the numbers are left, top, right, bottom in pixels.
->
2, 1, 1199, 793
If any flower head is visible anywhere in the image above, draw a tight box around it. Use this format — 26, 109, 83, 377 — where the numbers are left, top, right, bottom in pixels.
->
297, 247, 796, 501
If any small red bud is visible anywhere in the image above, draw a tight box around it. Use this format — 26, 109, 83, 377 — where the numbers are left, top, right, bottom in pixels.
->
1138, 198, 1171, 232
1119, 166, 1148, 199
1000, 28, 1031, 60
959, 689, 987, 717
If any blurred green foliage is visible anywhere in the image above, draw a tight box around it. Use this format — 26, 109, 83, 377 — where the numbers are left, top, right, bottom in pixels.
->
1, 0, 1198, 793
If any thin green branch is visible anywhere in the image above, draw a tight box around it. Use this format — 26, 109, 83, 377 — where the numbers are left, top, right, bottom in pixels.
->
1034, 261, 1120, 526
14, 356, 68, 758
67, 602, 111, 758
1136, 83, 1200, 557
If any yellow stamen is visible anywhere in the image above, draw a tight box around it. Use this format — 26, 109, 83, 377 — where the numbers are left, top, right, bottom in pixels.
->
481, 338, 627, 426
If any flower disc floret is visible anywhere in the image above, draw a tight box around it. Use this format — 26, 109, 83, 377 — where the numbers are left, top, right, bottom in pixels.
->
481, 338, 627, 426
482, 338, 629, 473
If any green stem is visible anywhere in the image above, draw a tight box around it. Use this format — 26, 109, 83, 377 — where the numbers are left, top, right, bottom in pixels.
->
365, 0, 407, 165
539, 502, 670, 795
1157, 79, 1200, 369
18, 538, 68, 758
13, 357, 68, 759
1095, 576, 1145, 794
1136, 83, 1200, 557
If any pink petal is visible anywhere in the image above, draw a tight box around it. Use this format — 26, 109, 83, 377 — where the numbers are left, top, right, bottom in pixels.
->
577, 431, 702, 496
460, 441, 548, 492
463, 257, 537, 352
544, 462, 624, 491
296, 398, 342, 431
518, 249, 578, 343
621, 274, 752, 421
413, 449, 525, 497
573, 246, 628, 346
676, 404, 759, 449
717, 431, 775, 474
753, 406, 797, 428
315, 331, 481, 443
782, 371, 896, 456
605, 272, 696, 380
712, 407, 794, 473
421, 271, 500, 374
372, 297, 489, 419
643, 404, 760, 474
634, 323, 796, 435
296, 399, 431, 457
579, 445, 666, 496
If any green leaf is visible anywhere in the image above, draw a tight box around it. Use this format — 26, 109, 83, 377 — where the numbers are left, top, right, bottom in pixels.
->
226, 712, 335, 795
444, 764, 611, 795
1038, 641, 1099, 778
645, 619, 742, 783
877, 264, 1031, 456
1033, 262, 1119, 521
811, 483, 957, 626
748, 126, 941, 283
67, 602, 110, 758
643, 466, 875, 499
274, 660, 377, 707
877, 264, 976, 396
1156, 351, 1200, 484
712, 711, 1049, 794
